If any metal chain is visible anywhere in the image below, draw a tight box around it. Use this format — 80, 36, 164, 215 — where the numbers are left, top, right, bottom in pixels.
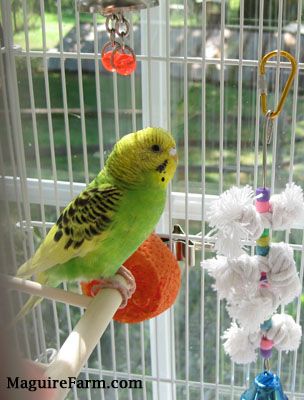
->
105, 13, 130, 50
116, 15, 129, 49
105, 14, 119, 46
102, 12, 136, 74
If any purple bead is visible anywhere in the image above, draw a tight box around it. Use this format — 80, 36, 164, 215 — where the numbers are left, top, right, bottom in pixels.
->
256, 187, 271, 202
260, 347, 273, 359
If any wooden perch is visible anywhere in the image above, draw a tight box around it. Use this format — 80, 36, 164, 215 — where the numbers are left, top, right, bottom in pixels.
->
1, 273, 128, 400
0, 274, 91, 308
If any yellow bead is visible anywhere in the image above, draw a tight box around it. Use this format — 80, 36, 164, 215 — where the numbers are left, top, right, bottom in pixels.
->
256, 235, 270, 247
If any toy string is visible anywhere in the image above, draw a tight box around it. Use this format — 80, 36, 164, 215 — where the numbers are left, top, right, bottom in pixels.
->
256, 111, 274, 372
257, 50, 297, 370
262, 110, 273, 190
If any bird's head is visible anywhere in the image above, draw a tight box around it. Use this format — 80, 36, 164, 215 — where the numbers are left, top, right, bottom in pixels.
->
106, 127, 178, 188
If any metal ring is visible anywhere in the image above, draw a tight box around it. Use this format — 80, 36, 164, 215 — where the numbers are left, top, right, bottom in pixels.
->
101, 41, 120, 59
105, 14, 119, 34
110, 43, 123, 69
117, 16, 130, 38
110, 43, 136, 69
123, 44, 136, 60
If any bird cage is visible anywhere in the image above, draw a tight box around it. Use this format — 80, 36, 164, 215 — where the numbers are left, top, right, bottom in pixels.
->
0, 0, 304, 399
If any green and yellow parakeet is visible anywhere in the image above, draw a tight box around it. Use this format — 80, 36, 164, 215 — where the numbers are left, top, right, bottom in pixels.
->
15, 127, 178, 319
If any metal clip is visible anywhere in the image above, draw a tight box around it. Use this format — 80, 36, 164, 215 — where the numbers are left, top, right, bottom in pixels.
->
173, 225, 196, 267
161, 225, 195, 267
259, 50, 297, 119
161, 224, 215, 266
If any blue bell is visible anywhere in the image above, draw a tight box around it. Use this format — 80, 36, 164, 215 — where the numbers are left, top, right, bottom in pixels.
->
241, 370, 288, 400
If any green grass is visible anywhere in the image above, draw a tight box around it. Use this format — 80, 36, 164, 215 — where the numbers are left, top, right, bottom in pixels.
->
3, 59, 303, 192
8, 6, 304, 192
0, 61, 144, 182
13, 12, 99, 50
14, 12, 71, 50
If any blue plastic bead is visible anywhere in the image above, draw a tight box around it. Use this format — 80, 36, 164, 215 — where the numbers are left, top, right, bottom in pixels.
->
256, 245, 270, 256
261, 318, 273, 331
240, 370, 288, 400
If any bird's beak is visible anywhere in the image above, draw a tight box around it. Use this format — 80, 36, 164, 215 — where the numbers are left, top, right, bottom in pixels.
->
169, 147, 178, 164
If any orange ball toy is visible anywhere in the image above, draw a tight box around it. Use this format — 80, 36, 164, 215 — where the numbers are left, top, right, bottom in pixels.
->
81, 232, 181, 323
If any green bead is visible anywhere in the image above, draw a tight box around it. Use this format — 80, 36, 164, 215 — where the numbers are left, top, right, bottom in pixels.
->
261, 228, 270, 238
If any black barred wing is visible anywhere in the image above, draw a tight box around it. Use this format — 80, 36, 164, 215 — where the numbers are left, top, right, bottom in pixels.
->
16, 185, 123, 278
53, 185, 123, 251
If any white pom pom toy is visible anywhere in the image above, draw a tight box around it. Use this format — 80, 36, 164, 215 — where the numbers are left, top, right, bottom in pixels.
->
270, 183, 304, 230
203, 181, 303, 365
265, 314, 302, 351
204, 254, 260, 301
207, 185, 264, 257
207, 183, 304, 258
222, 323, 261, 364
223, 314, 302, 364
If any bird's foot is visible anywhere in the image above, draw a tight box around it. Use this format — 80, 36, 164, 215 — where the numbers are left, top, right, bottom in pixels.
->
90, 266, 136, 309
116, 266, 136, 296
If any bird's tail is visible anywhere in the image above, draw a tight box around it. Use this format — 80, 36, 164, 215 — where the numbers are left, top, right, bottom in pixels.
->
11, 272, 48, 325
16, 257, 34, 279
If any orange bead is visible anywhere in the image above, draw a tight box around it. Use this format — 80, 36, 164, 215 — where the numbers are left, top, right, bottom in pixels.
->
81, 232, 181, 323
101, 50, 119, 72
114, 53, 136, 76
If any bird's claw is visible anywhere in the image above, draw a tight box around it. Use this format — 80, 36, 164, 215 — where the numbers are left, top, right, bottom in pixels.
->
90, 266, 136, 309
116, 266, 136, 296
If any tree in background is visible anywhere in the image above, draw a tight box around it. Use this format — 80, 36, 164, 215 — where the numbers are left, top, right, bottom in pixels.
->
243, 0, 300, 26
11, 0, 75, 33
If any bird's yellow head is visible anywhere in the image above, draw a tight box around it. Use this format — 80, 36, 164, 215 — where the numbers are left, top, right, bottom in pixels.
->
106, 127, 178, 188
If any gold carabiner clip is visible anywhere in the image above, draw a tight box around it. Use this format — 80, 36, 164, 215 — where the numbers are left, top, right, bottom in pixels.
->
259, 50, 297, 119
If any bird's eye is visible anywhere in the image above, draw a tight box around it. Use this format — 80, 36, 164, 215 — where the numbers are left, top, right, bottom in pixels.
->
151, 144, 161, 152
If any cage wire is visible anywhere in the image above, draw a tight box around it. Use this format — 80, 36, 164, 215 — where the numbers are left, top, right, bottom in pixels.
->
0, 0, 304, 399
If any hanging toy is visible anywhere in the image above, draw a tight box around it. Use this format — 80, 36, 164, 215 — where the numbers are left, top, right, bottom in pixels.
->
77, 0, 159, 76
101, 13, 136, 75
204, 50, 302, 398
240, 370, 288, 400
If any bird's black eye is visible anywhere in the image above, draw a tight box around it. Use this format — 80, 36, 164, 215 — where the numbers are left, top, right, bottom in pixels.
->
151, 144, 161, 152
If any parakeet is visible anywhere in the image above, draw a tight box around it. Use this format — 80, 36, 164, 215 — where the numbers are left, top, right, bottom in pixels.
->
15, 127, 178, 319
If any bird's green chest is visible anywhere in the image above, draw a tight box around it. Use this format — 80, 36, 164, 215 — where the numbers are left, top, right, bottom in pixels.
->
118, 186, 166, 233
97, 186, 166, 270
